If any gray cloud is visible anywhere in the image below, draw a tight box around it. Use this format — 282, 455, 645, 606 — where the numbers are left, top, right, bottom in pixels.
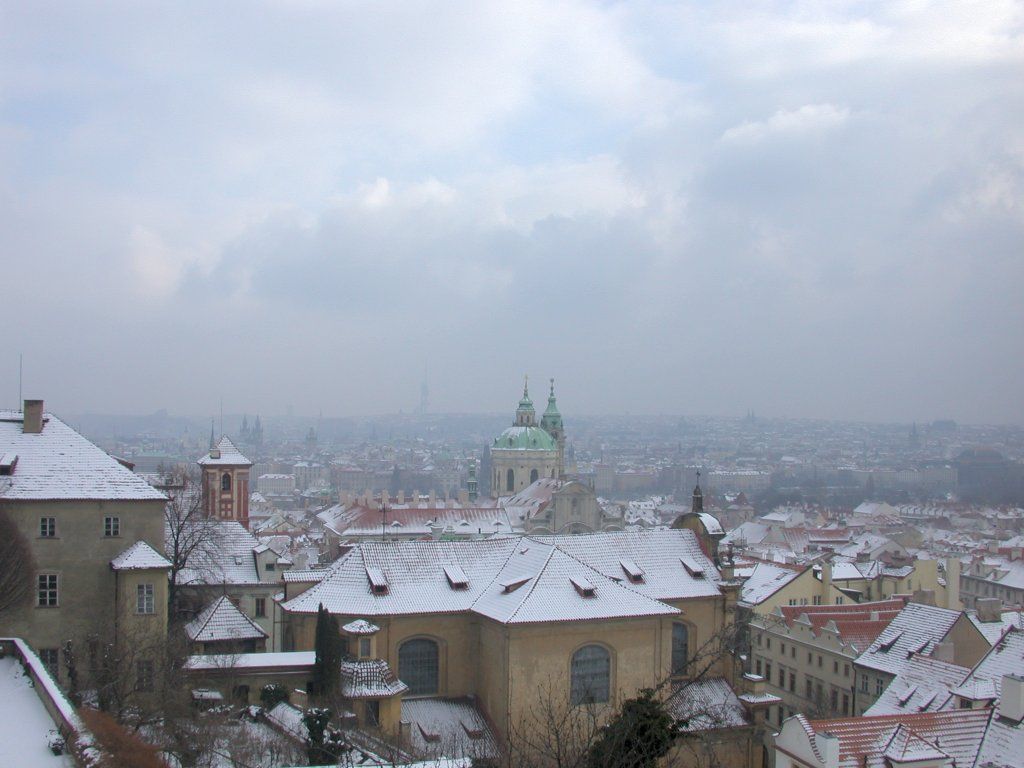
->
1, 1, 1022, 423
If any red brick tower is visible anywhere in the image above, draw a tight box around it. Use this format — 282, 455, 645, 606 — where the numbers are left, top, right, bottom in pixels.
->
198, 436, 252, 528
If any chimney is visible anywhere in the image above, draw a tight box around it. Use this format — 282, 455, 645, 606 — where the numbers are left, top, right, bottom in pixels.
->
397, 489, 405, 504
976, 597, 1002, 623
22, 400, 44, 434
458, 489, 469, 505
946, 556, 961, 610
999, 674, 1024, 722
932, 641, 954, 663
912, 588, 936, 606
428, 489, 436, 507
816, 732, 840, 768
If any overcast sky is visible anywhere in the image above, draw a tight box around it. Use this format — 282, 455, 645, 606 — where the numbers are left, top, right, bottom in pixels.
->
2, 1, 1022, 423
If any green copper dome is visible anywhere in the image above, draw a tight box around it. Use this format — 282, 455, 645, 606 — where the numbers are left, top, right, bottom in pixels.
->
493, 425, 557, 451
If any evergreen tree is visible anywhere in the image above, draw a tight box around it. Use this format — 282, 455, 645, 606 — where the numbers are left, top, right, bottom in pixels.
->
312, 604, 341, 697
586, 688, 679, 768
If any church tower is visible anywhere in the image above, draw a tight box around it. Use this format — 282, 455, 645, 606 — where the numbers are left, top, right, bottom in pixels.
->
198, 436, 253, 528
490, 377, 560, 496
540, 378, 565, 477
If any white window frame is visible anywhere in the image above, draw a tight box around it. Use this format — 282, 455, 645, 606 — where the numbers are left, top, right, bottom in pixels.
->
136, 583, 155, 615
37, 573, 59, 607
104, 516, 120, 537
39, 517, 56, 538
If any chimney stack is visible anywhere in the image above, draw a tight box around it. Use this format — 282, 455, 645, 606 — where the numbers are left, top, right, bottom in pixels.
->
976, 597, 1002, 623
946, 556, 962, 610
999, 674, 1024, 722
23, 399, 43, 434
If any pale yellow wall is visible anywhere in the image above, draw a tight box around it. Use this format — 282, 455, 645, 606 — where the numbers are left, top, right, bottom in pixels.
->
490, 448, 559, 496
749, 570, 849, 616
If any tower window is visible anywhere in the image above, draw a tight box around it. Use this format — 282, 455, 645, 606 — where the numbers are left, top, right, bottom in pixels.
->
506, 469, 514, 492
221, 473, 232, 492
530, 469, 539, 483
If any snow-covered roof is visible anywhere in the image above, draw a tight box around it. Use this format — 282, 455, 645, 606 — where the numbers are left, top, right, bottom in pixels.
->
342, 619, 379, 635
197, 436, 251, 467
799, 709, 991, 768
110, 541, 172, 571
172, 520, 271, 586
865, 654, 967, 715
283, 530, 719, 623
739, 562, 804, 606
856, 602, 961, 677
185, 596, 268, 643
667, 678, 748, 731
0, 655, 73, 766
0, 410, 166, 501
185, 651, 315, 671
339, 659, 408, 698
401, 697, 500, 760
963, 628, 1024, 766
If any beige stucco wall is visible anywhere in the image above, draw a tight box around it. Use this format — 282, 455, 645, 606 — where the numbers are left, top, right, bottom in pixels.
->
0, 497, 166, 681
490, 448, 559, 496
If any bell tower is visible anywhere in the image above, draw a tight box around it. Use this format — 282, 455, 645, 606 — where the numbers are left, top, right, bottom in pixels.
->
198, 436, 253, 528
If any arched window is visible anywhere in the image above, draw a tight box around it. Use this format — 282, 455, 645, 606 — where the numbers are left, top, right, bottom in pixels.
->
571, 645, 610, 705
399, 638, 439, 696
672, 623, 689, 675
506, 469, 515, 492
530, 468, 539, 483
221, 473, 231, 492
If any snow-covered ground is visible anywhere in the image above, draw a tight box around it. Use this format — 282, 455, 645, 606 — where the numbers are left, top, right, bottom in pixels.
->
0, 656, 74, 767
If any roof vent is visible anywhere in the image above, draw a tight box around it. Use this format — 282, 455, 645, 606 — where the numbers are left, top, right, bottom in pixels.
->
680, 556, 705, 578
620, 559, 644, 583
444, 564, 469, 590
501, 575, 532, 593
570, 576, 596, 597
0, 453, 17, 475
897, 685, 917, 707
366, 567, 389, 595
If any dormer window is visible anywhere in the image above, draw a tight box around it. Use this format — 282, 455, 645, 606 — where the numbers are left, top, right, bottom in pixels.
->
620, 559, 644, 583
366, 567, 388, 595
0, 453, 17, 475
680, 556, 705, 578
444, 564, 469, 590
570, 576, 596, 597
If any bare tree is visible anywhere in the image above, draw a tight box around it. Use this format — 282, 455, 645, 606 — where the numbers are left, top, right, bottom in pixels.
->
162, 465, 223, 621
504, 620, 760, 768
0, 505, 36, 618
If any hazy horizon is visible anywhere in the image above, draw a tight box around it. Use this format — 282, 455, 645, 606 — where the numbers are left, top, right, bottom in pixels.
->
3, 2, 1022, 424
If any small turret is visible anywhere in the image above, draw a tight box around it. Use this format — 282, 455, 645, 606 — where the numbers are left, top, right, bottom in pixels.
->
515, 375, 536, 427
692, 470, 703, 514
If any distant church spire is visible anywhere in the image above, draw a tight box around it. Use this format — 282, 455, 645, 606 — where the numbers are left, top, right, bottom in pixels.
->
209, 418, 215, 450
692, 470, 703, 514
523, 374, 529, 399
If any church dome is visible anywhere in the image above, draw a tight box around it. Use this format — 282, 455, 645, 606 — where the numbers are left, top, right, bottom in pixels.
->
494, 425, 557, 451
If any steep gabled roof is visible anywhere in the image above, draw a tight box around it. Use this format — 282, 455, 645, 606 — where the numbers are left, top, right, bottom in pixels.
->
110, 541, 171, 571
197, 436, 251, 467
185, 596, 268, 643
0, 410, 166, 501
